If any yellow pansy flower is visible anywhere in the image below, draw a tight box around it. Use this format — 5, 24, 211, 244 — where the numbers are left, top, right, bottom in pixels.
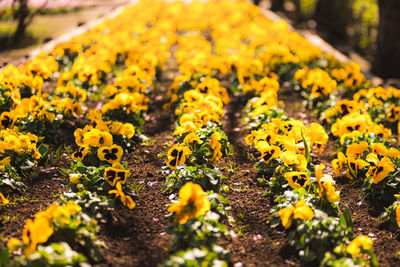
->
285, 172, 310, 189
97, 144, 123, 164
0, 192, 9, 204
346, 235, 374, 258
167, 144, 192, 169
108, 182, 136, 209
366, 153, 395, 184
104, 162, 130, 186
278, 199, 314, 229
168, 182, 210, 224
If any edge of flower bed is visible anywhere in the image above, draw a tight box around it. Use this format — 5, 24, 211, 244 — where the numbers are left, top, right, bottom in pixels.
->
28, 0, 139, 59
254, 1, 383, 85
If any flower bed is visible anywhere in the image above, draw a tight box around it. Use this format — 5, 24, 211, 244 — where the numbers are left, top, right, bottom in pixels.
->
0, 0, 399, 266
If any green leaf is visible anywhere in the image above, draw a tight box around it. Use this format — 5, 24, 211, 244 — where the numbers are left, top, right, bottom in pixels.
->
38, 144, 49, 157
55, 144, 64, 163
343, 208, 353, 230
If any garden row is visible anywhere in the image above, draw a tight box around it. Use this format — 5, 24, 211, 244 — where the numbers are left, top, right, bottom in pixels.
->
1, 0, 174, 265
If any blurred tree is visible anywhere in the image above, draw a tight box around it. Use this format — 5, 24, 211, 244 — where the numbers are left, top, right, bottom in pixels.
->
0, 0, 46, 47
314, 0, 350, 39
12, 0, 32, 43
372, 0, 400, 78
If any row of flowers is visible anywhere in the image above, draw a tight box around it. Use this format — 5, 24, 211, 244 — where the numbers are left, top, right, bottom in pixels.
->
204, 1, 379, 266
278, 6, 400, 233
320, 74, 400, 232
0, 0, 176, 265
160, 25, 234, 266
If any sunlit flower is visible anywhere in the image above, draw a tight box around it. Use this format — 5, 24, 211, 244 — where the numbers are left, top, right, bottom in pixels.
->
22, 217, 53, 257
0, 192, 9, 204
346, 141, 368, 159
183, 132, 203, 144
97, 144, 123, 164
346, 158, 369, 180
69, 173, 82, 184
71, 146, 90, 162
210, 132, 222, 164
396, 205, 400, 229
285, 171, 310, 189
104, 162, 130, 186
366, 153, 395, 184
108, 181, 136, 209
83, 128, 113, 147
315, 164, 340, 203
278, 199, 314, 229
346, 235, 374, 258
332, 151, 347, 176
309, 123, 328, 153
167, 144, 192, 169
168, 182, 210, 224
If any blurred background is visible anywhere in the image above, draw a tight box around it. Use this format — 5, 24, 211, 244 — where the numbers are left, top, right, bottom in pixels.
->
255, 0, 400, 80
0, 0, 399, 79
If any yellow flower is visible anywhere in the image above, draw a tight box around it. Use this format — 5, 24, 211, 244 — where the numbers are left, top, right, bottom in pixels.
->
167, 144, 192, 169
315, 164, 340, 203
396, 205, 400, 229
280, 151, 307, 170
173, 121, 197, 136
257, 142, 281, 163
97, 144, 123, 164
366, 153, 395, 184
309, 123, 328, 153
332, 152, 347, 176
83, 128, 113, 147
347, 158, 369, 180
280, 150, 298, 166
168, 182, 210, 224
285, 171, 310, 189
71, 146, 90, 162
386, 104, 400, 123
370, 143, 388, 155
69, 173, 82, 184
0, 156, 11, 169
7, 237, 21, 251
104, 162, 130, 186
183, 133, 203, 144
346, 235, 374, 258
0, 192, 9, 204
121, 123, 135, 138
346, 141, 368, 159
210, 132, 222, 164
22, 217, 53, 257
108, 182, 136, 209
278, 199, 314, 229
0, 111, 16, 129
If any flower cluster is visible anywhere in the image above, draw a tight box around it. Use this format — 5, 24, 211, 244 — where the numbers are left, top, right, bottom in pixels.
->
6, 201, 102, 265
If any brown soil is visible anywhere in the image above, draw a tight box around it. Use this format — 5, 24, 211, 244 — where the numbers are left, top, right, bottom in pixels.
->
0, 168, 69, 242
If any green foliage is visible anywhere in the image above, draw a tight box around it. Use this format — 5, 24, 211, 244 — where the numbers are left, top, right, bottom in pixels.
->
352, 0, 378, 52
162, 165, 225, 194
60, 190, 115, 224
16, 242, 88, 267
288, 209, 354, 262
161, 246, 229, 267
166, 211, 231, 256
